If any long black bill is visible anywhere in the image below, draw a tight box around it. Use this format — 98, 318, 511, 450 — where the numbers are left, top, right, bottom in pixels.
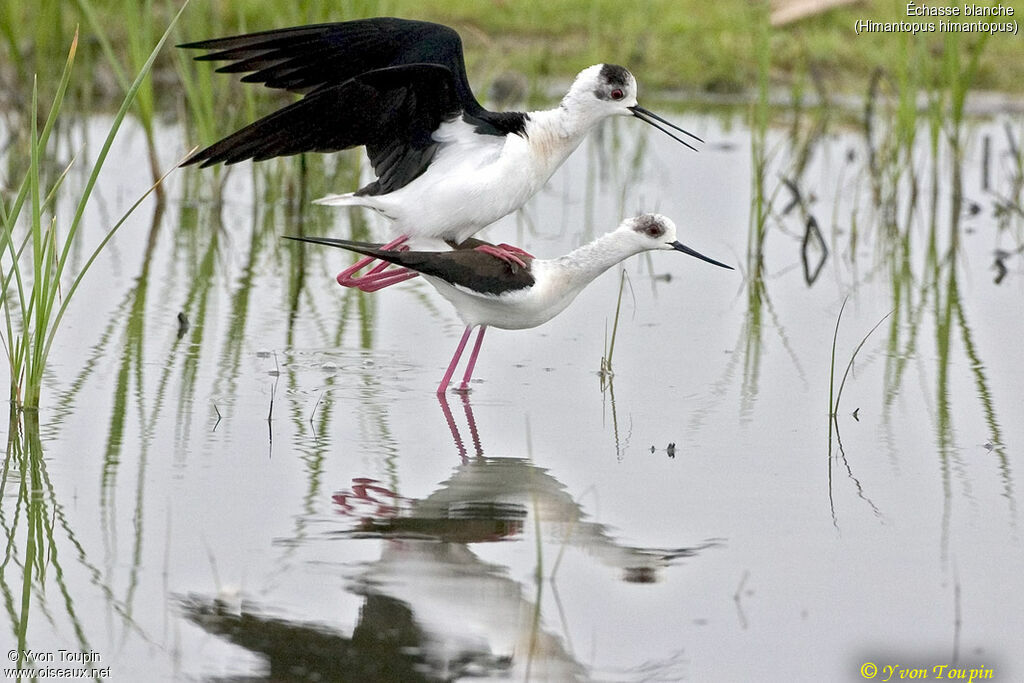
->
670, 240, 733, 270
630, 105, 703, 152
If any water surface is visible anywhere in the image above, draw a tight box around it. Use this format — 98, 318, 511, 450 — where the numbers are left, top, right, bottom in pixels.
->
2, 104, 1023, 681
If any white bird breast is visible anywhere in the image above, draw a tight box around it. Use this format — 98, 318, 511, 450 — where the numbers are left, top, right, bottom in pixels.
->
425, 262, 585, 331
356, 120, 516, 239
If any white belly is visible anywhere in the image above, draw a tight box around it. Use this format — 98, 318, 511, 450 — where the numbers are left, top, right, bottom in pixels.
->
324, 115, 584, 244
385, 125, 545, 242
425, 262, 584, 330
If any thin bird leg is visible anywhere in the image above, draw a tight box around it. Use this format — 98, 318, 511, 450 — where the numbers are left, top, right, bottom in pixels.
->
336, 235, 406, 282
495, 243, 535, 259
436, 394, 469, 463
351, 241, 413, 288
336, 235, 420, 290
449, 238, 533, 260
455, 326, 487, 393
458, 392, 484, 457
363, 258, 397, 276
437, 326, 474, 396
354, 268, 421, 292
362, 241, 413, 275
472, 244, 528, 270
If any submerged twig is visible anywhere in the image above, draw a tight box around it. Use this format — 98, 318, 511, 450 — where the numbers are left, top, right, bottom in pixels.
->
267, 352, 279, 448
952, 559, 962, 664
310, 390, 324, 424
733, 570, 750, 630
267, 382, 276, 423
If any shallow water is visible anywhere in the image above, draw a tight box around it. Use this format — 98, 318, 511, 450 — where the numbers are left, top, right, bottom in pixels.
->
2, 104, 1023, 681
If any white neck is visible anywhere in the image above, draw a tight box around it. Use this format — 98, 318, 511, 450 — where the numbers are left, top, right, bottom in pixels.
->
528, 99, 606, 140
545, 230, 643, 291
514, 106, 607, 191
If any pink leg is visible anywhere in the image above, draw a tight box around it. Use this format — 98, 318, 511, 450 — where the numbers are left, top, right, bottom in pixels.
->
436, 393, 468, 462
437, 326, 473, 396
459, 392, 484, 457
336, 235, 420, 291
353, 269, 420, 292
495, 243, 535, 259
473, 244, 528, 270
455, 326, 487, 393
336, 235, 407, 282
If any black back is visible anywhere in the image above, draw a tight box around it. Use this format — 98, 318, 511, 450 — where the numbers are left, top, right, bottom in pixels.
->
285, 236, 536, 296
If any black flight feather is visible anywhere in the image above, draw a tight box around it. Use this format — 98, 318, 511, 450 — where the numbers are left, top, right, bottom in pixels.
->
178, 18, 483, 109
179, 18, 529, 184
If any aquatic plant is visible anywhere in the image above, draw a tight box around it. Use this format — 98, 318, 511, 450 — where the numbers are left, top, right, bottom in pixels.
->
0, 6, 186, 411
599, 269, 631, 382
827, 298, 891, 426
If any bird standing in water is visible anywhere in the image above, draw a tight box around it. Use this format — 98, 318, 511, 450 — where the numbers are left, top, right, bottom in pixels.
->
180, 18, 702, 291
287, 214, 732, 394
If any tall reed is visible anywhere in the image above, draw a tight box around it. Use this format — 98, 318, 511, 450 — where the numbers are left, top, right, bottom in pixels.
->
1, 5, 186, 411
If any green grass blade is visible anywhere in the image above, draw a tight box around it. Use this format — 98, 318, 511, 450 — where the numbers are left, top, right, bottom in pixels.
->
27, 79, 42, 392
833, 309, 894, 419
32, 2, 189, 383
828, 298, 846, 420
41, 155, 184, 367
1, 31, 79, 388
52, 1, 188, 282
0, 30, 77, 242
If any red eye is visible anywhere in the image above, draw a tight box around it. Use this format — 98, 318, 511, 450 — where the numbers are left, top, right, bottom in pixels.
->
610, 88, 624, 100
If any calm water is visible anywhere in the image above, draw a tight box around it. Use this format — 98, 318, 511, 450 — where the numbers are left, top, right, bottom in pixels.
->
2, 102, 1023, 682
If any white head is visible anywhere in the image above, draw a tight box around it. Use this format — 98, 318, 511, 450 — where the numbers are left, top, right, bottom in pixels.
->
618, 214, 733, 269
562, 65, 702, 150
562, 64, 638, 120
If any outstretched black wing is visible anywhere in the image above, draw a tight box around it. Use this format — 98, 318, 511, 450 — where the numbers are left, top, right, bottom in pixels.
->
180, 18, 529, 191
182, 64, 461, 196
179, 17, 484, 111
284, 236, 536, 296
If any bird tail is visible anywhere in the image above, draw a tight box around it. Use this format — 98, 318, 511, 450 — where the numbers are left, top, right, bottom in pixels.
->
312, 193, 362, 206
282, 235, 409, 267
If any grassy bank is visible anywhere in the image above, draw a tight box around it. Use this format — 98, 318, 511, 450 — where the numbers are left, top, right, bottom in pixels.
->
2, 0, 1023, 116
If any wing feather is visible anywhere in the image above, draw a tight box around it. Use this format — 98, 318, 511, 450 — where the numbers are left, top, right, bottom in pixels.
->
179, 17, 482, 110
182, 63, 460, 195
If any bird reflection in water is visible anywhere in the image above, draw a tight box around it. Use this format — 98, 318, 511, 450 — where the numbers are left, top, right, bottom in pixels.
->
179, 394, 718, 681
333, 394, 714, 571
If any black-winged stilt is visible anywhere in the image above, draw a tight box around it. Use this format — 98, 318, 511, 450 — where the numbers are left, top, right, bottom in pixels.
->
286, 214, 731, 394
180, 18, 703, 290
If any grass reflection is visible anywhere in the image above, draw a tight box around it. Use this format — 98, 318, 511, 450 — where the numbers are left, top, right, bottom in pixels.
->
727, 25, 1020, 531
1, 411, 141, 673
864, 77, 1015, 533
0, 5, 1021, 679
